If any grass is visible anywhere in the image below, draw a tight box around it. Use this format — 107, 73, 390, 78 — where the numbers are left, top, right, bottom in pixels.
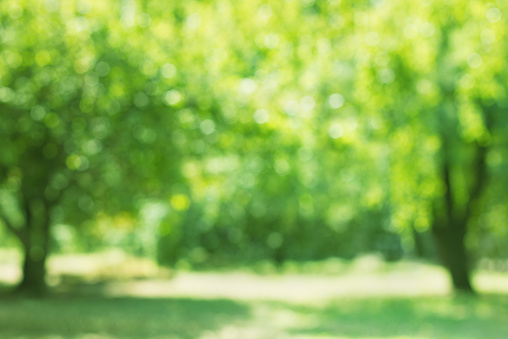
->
1, 252, 508, 338
0, 296, 249, 339
1, 293, 507, 338
274, 295, 508, 338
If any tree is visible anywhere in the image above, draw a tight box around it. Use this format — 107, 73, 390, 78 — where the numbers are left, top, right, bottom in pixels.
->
0, 1, 186, 293
2, 0, 507, 296
358, 0, 508, 292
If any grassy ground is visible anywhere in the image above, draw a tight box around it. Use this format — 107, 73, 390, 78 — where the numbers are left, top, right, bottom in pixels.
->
1, 292, 508, 338
1, 251, 508, 338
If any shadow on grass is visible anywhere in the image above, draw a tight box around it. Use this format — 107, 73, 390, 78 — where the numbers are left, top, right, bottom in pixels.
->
0, 294, 249, 339
278, 294, 508, 339
1, 280, 508, 339
0, 281, 14, 295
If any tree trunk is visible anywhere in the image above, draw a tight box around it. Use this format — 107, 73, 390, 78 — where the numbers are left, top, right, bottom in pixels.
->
412, 226, 436, 260
17, 243, 48, 295
432, 224, 474, 293
15, 200, 51, 296
431, 136, 481, 294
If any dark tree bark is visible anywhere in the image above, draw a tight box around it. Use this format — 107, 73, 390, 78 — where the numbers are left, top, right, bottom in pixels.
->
412, 226, 437, 260
432, 222, 473, 293
4, 198, 52, 296
431, 153, 476, 293
432, 131, 489, 294
17, 242, 49, 295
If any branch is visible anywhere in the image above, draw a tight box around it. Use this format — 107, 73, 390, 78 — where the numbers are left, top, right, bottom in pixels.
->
442, 156, 454, 224
462, 103, 493, 224
463, 142, 488, 223
0, 215, 27, 247
438, 135, 455, 227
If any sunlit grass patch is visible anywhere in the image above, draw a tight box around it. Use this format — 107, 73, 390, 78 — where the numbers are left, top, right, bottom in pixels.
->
3, 293, 505, 339
2, 251, 508, 300
1, 252, 508, 338
244, 295, 508, 339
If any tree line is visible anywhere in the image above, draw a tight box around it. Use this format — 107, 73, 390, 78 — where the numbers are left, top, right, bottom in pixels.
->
1, 0, 508, 294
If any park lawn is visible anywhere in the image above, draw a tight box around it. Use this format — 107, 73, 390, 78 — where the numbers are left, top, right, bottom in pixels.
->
0, 293, 508, 339
1, 254, 508, 338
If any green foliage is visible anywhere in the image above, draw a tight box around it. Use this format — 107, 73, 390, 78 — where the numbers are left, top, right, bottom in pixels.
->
1, 0, 508, 273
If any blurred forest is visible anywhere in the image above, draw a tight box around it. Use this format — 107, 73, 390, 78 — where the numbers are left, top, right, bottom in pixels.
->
1, 0, 508, 295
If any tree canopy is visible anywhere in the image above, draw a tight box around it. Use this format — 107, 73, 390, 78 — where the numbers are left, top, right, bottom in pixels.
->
1, 0, 508, 293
